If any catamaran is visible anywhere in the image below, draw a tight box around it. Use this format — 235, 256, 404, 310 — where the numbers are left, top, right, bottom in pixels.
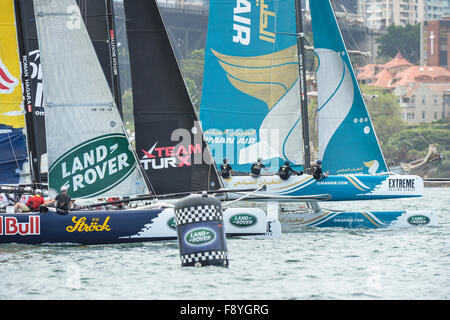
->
199, 0, 436, 228
0, 0, 279, 245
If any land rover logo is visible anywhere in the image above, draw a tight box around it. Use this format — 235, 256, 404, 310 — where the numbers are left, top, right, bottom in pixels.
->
407, 215, 430, 225
229, 214, 257, 227
184, 228, 216, 246
48, 134, 137, 198
167, 217, 176, 230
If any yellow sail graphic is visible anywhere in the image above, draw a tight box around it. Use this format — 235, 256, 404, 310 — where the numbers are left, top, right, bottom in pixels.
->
211, 45, 298, 110
0, 0, 24, 129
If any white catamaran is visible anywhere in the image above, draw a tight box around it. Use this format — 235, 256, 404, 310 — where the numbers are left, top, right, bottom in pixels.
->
199, 0, 436, 228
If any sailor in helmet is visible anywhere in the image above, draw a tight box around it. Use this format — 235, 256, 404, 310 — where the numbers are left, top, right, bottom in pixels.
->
45, 186, 72, 215
278, 160, 303, 180
311, 160, 329, 180
220, 158, 234, 179
14, 188, 45, 213
250, 157, 269, 178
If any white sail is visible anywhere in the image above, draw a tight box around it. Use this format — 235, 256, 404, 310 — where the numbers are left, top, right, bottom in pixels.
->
34, 0, 149, 198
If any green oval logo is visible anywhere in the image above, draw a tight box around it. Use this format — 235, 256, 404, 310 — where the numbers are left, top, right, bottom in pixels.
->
48, 134, 137, 198
407, 215, 430, 225
184, 227, 216, 246
229, 214, 257, 227
167, 217, 177, 230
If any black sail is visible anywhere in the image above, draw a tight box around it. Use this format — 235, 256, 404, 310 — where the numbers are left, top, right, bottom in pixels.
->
123, 0, 222, 194
77, 0, 123, 115
14, 0, 46, 185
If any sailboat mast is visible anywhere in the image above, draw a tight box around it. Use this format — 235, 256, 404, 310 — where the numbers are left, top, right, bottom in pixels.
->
294, 0, 311, 173
105, 0, 123, 118
14, 0, 41, 186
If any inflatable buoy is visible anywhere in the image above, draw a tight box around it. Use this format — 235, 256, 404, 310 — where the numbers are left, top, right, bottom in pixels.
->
174, 192, 229, 267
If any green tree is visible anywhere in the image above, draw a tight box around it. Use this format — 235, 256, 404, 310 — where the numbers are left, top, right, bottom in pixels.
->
376, 24, 420, 64
181, 49, 205, 114
383, 121, 450, 178
121, 90, 134, 132
361, 85, 406, 150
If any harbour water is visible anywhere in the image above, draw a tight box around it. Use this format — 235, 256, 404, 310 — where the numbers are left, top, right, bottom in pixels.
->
0, 187, 448, 300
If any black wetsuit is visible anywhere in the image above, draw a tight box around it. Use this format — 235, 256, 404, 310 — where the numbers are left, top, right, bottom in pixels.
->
220, 163, 233, 178
251, 162, 265, 177
312, 165, 323, 180
278, 165, 302, 180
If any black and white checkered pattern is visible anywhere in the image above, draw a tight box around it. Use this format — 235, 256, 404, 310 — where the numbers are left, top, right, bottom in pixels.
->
175, 204, 222, 225
181, 250, 228, 264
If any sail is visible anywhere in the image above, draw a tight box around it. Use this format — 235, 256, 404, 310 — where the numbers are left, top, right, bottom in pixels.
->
123, 0, 222, 194
77, 0, 123, 115
200, 0, 303, 173
15, 0, 47, 184
33, 0, 149, 198
310, 0, 387, 175
14, 0, 124, 184
0, 0, 30, 185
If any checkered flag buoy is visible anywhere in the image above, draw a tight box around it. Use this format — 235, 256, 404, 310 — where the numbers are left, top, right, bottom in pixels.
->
174, 192, 229, 267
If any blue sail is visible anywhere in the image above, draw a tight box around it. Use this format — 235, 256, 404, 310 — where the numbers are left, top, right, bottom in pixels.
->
310, 0, 387, 175
200, 0, 304, 173
0, 128, 28, 185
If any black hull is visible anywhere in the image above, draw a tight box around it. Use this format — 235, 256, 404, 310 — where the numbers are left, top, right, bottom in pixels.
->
0, 208, 177, 245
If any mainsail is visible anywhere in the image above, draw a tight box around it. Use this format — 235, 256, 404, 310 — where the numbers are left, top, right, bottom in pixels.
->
200, 0, 304, 173
310, 0, 387, 175
33, 0, 149, 198
124, 0, 222, 194
14, 0, 124, 184
77, 0, 122, 116
15, 0, 47, 184
0, 0, 30, 185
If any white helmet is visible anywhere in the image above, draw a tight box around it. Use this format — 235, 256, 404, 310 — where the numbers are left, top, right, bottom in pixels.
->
35, 189, 42, 194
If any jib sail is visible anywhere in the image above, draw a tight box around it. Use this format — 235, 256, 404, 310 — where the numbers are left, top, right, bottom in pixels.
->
124, 0, 222, 194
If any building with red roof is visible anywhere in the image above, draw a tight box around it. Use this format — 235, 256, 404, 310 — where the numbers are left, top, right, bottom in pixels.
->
357, 53, 450, 124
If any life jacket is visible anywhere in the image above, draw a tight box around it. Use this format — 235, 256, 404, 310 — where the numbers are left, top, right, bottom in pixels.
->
25, 195, 44, 211
220, 164, 231, 178
312, 165, 322, 180
279, 165, 291, 180
251, 163, 262, 176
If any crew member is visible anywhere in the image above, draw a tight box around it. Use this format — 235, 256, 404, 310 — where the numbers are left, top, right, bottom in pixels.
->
14, 189, 45, 213
251, 158, 268, 178
278, 161, 303, 180
312, 160, 329, 180
45, 186, 71, 215
220, 158, 234, 179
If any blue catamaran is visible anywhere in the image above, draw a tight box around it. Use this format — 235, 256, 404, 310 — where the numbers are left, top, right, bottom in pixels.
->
199, 0, 436, 228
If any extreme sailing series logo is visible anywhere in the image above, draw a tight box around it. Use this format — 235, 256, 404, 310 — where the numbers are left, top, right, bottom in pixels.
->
388, 178, 416, 191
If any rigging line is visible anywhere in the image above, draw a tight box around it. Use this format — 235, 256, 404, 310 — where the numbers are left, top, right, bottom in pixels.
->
79, 0, 87, 26
6, 131, 22, 175
416, 130, 430, 145
339, 12, 370, 66
222, 184, 267, 207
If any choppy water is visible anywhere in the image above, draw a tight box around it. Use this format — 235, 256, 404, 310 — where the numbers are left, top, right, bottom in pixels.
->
1, 188, 449, 300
